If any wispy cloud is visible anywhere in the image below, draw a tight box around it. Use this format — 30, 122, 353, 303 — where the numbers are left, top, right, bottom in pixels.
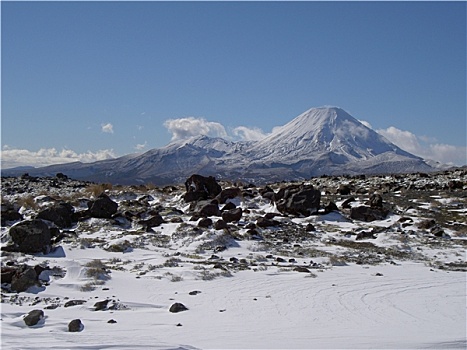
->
163, 117, 228, 141
101, 123, 114, 134
232, 126, 268, 141
135, 141, 147, 151
376, 126, 466, 166
1, 146, 116, 169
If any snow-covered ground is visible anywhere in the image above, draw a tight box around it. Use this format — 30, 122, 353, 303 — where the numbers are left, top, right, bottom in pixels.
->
1, 172, 466, 349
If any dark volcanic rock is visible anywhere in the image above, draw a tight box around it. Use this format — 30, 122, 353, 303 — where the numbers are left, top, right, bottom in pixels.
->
138, 214, 164, 229
11, 267, 38, 292
169, 302, 188, 313
184, 174, 222, 202
1, 203, 23, 225
341, 196, 356, 209
222, 207, 243, 223
88, 193, 118, 219
276, 184, 321, 216
199, 203, 221, 217
221, 202, 236, 212
350, 206, 388, 222
68, 319, 84, 332
64, 300, 87, 308
368, 194, 384, 208
216, 187, 242, 204
23, 310, 44, 327
9, 219, 52, 254
214, 219, 228, 230
94, 299, 110, 311
198, 217, 213, 228
37, 202, 74, 228
337, 184, 352, 195
256, 217, 278, 228
1, 266, 17, 284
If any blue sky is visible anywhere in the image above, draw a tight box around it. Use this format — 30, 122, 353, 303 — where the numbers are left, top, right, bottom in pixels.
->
2, 1, 466, 167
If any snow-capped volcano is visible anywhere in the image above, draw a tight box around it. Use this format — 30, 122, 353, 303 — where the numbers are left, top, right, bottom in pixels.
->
2, 106, 433, 184
248, 106, 412, 162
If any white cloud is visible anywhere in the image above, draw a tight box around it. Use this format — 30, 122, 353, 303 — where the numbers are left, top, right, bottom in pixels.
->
135, 142, 147, 151
1, 146, 116, 169
377, 126, 466, 166
101, 123, 114, 134
358, 120, 373, 129
232, 126, 268, 141
163, 117, 228, 141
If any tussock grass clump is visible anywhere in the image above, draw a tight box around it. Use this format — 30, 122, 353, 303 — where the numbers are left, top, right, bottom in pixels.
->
80, 259, 111, 292
84, 183, 113, 197
17, 196, 38, 210
194, 266, 233, 280
84, 259, 111, 280
163, 257, 181, 267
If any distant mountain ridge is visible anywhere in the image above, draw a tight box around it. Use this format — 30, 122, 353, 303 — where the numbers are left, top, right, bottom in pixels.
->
2, 106, 433, 185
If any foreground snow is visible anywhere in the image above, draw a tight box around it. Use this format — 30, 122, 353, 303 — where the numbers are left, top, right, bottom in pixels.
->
2, 245, 465, 349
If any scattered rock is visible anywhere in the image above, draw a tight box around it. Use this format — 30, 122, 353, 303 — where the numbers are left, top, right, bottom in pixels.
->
68, 319, 84, 332
1, 203, 23, 225
9, 219, 52, 254
256, 217, 278, 228
417, 219, 436, 230
11, 267, 38, 292
94, 300, 110, 311
199, 203, 221, 217
350, 206, 388, 222
184, 174, 222, 202
294, 266, 311, 273
88, 193, 118, 219
356, 231, 376, 240
216, 187, 242, 204
222, 207, 243, 223
198, 217, 213, 228
64, 300, 87, 308
275, 184, 321, 216
24, 310, 44, 327
341, 196, 356, 209
169, 302, 188, 313
368, 194, 384, 208
138, 214, 164, 229
214, 219, 228, 230
36, 202, 74, 228
337, 184, 352, 195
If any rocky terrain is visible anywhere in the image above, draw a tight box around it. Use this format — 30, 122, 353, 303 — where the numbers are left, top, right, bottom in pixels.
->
1, 169, 466, 349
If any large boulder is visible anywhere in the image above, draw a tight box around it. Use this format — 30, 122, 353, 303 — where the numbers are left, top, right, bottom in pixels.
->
11, 267, 38, 292
199, 203, 221, 217
216, 188, 242, 204
222, 207, 243, 223
1, 203, 23, 225
275, 184, 321, 216
9, 219, 52, 254
184, 175, 222, 202
37, 202, 74, 228
138, 214, 165, 230
88, 193, 118, 219
350, 206, 388, 222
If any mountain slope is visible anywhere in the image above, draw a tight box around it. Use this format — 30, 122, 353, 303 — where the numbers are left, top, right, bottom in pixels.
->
1, 107, 433, 184
247, 106, 413, 162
